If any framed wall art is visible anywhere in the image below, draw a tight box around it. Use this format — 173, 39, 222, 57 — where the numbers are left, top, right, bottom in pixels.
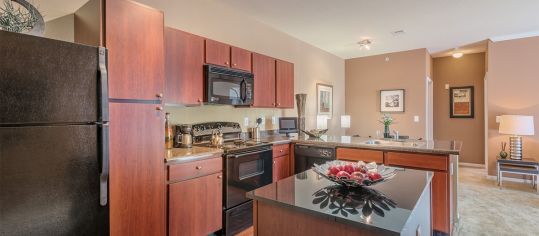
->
317, 83, 333, 117
450, 86, 474, 118
380, 89, 405, 112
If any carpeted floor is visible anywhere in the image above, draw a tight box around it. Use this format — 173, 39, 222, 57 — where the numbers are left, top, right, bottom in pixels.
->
456, 167, 539, 236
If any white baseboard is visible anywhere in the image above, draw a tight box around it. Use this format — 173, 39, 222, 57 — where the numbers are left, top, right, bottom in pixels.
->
486, 175, 535, 184
459, 162, 485, 168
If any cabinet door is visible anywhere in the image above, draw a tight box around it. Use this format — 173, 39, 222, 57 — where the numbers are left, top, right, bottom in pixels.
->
273, 155, 290, 182
109, 103, 165, 236
105, 0, 164, 100
432, 171, 449, 233
165, 28, 204, 105
169, 173, 223, 236
252, 53, 276, 107
205, 39, 231, 67
275, 60, 294, 108
231, 46, 252, 72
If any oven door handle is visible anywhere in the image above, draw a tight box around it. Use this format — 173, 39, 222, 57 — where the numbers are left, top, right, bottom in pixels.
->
227, 149, 270, 158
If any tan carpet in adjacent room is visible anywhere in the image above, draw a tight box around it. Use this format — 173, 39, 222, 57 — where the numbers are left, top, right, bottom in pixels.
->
456, 167, 539, 236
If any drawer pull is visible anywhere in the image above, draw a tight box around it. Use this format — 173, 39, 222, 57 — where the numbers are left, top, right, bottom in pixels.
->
217, 175, 222, 179
273, 161, 276, 164
195, 166, 202, 170
280, 149, 283, 153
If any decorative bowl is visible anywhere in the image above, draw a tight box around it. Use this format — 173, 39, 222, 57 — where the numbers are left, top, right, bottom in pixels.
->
301, 129, 328, 138
312, 160, 397, 188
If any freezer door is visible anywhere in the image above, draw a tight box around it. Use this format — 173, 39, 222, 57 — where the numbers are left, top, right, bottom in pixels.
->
0, 31, 100, 125
0, 125, 108, 236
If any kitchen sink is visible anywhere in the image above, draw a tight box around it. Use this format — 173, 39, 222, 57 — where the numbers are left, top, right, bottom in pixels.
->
363, 139, 424, 147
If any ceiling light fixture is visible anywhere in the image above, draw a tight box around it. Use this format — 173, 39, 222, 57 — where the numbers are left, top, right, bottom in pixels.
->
357, 39, 372, 50
452, 52, 463, 58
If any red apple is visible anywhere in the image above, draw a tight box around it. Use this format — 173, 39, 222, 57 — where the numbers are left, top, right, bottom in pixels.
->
368, 172, 382, 181
327, 166, 340, 176
350, 171, 365, 181
354, 165, 368, 173
343, 164, 355, 174
336, 170, 351, 179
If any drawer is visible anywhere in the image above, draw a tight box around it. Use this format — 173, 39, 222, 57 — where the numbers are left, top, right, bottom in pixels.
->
168, 156, 222, 182
385, 152, 447, 171
272, 144, 289, 158
336, 148, 383, 163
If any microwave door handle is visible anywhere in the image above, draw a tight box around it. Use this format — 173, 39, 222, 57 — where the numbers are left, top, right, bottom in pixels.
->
240, 79, 247, 102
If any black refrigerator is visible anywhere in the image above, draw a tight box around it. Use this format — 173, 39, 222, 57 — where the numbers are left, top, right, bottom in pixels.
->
0, 31, 109, 235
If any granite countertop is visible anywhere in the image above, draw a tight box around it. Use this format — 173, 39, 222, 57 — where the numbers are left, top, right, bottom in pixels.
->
261, 135, 461, 155
165, 146, 223, 164
247, 168, 433, 234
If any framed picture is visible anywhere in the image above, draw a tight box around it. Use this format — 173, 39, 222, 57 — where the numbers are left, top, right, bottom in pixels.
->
380, 89, 405, 112
450, 86, 474, 118
317, 83, 333, 117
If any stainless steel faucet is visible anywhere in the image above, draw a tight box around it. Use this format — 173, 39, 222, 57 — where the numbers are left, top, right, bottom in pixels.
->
393, 130, 399, 141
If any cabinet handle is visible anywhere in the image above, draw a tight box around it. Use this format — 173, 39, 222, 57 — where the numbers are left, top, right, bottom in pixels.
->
156, 93, 163, 99
217, 175, 222, 179
195, 166, 202, 170
280, 149, 283, 153
277, 103, 281, 106
272, 102, 275, 106
197, 99, 202, 103
233, 63, 237, 66
273, 161, 276, 164
225, 62, 229, 65
156, 106, 163, 111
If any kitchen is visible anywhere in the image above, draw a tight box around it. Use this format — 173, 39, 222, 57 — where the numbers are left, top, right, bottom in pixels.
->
1, 0, 538, 236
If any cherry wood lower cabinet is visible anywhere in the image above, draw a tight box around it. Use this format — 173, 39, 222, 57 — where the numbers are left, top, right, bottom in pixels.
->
168, 172, 223, 236
164, 27, 205, 105
109, 103, 165, 236
273, 144, 291, 182
385, 151, 453, 234
336, 148, 384, 163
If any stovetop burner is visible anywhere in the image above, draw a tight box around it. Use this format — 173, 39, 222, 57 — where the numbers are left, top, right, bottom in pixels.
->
196, 139, 270, 154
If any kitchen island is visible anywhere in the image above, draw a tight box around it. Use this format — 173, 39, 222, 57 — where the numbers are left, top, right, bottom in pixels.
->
259, 135, 461, 235
247, 168, 433, 236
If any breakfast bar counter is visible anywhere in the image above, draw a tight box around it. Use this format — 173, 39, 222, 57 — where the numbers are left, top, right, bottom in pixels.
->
247, 169, 433, 236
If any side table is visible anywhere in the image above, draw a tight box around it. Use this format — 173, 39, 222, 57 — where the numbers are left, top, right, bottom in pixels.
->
496, 158, 538, 193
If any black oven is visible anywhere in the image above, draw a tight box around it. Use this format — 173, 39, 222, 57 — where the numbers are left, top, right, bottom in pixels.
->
223, 145, 272, 235
204, 64, 254, 105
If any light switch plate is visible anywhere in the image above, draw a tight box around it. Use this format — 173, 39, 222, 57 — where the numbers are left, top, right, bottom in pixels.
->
272, 116, 278, 125
414, 116, 420, 122
496, 116, 501, 123
445, 84, 450, 90
260, 117, 266, 125
244, 117, 249, 127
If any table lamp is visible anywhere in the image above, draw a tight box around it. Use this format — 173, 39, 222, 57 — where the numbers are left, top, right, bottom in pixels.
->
498, 115, 535, 160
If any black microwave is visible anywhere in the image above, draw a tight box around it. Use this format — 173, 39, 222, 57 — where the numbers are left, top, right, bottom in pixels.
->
204, 64, 254, 105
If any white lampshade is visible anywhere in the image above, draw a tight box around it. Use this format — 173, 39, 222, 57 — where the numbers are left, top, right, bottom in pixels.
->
316, 115, 329, 129
341, 115, 351, 128
499, 115, 535, 136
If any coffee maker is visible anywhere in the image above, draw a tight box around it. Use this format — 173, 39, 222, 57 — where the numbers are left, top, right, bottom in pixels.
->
174, 125, 192, 148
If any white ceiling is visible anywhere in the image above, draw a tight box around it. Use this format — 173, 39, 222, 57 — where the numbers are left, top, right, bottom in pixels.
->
218, 0, 539, 59
35, 0, 539, 59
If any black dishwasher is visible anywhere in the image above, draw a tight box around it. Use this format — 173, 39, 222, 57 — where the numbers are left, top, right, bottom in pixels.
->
294, 145, 336, 174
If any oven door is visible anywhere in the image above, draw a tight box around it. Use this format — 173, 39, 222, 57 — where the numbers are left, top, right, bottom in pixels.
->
225, 148, 272, 208
205, 65, 253, 105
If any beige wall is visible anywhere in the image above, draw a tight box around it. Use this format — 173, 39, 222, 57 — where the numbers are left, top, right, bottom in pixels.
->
345, 49, 429, 139
433, 53, 486, 164
136, 0, 345, 134
44, 14, 74, 42
486, 36, 539, 175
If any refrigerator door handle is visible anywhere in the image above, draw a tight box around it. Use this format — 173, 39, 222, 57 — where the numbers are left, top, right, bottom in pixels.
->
99, 122, 110, 206
98, 47, 109, 122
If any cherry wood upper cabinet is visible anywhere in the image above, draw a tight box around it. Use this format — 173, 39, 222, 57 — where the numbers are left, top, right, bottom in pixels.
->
109, 103, 165, 236
275, 60, 294, 108
205, 39, 231, 67
252, 53, 276, 108
231, 46, 252, 72
165, 28, 205, 105
105, 0, 165, 100
169, 172, 223, 236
